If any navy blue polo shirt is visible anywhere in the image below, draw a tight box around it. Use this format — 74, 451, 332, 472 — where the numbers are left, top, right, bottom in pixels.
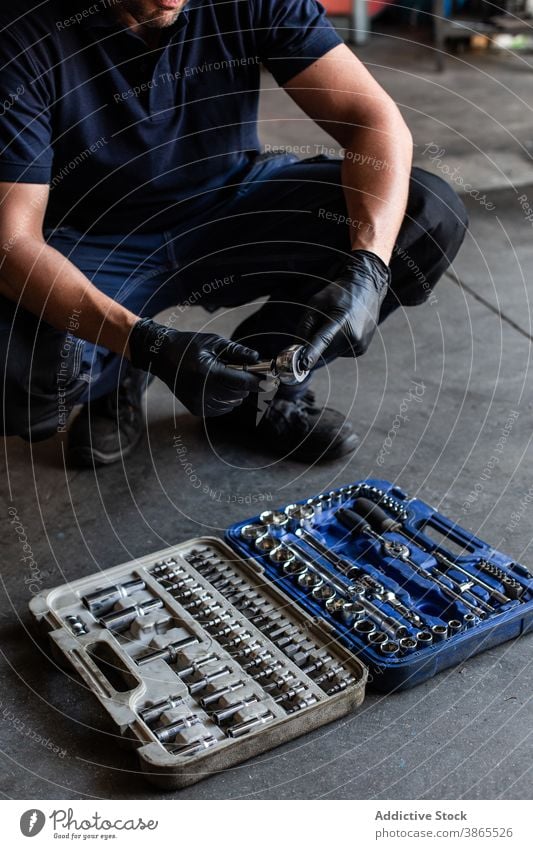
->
0, 0, 342, 233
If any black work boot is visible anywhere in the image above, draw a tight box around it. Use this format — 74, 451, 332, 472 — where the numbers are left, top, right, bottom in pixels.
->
208, 390, 358, 463
67, 366, 150, 467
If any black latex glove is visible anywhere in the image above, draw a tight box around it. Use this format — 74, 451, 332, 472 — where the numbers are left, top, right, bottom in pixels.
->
296, 250, 391, 368
129, 318, 261, 417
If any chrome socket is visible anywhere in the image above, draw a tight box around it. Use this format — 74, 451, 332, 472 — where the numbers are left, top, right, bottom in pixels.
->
285, 503, 315, 531
297, 570, 324, 591
354, 618, 377, 638
325, 596, 346, 617
380, 640, 400, 657
463, 612, 477, 629
152, 556, 182, 576
154, 713, 201, 744
228, 711, 274, 738
416, 630, 433, 647
338, 485, 354, 502
448, 619, 462, 635
65, 615, 88, 636
171, 735, 217, 757
282, 558, 308, 578
399, 636, 418, 653
270, 547, 295, 568
341, 601, 365, 624
259, 511, 289, 537
368, 630, 388, 647
318, 493, 333, 511
431, 624, 448, 642
255, 534, 280, 555
82, 578, 146, 616
240, 523, 267, 541
312, 583, 336, 603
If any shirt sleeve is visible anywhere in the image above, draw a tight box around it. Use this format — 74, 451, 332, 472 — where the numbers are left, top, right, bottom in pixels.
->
252, 0, 344, 86
0, 29, 53, 184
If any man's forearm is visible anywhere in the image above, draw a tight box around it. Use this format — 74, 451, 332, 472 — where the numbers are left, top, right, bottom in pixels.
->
0, 237, 138, 356
340, 120, 412, 265
284, 43, 414, 267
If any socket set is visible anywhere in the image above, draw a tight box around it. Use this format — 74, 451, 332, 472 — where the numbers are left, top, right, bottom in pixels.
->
29, 538, 367, 789
227, 479, 533, 691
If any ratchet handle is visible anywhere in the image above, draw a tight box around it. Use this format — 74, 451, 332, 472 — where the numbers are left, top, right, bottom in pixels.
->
336, 507, 373, 536
352, 498, 401, 533
224, 345, 308, 386
224, 359, 272, 374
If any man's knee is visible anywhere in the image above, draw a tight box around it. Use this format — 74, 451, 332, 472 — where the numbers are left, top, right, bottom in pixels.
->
388, 168, 468, 308
0, 324, 76, 442
11, 411, 62, 442
0, 371, 62, 442
410, 166, 469, 257
0, 390, 58, 442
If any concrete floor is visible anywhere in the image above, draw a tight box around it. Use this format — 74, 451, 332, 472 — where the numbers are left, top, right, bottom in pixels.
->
1, 31, 532, 799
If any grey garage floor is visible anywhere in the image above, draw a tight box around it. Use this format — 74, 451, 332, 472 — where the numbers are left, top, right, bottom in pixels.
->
1, 31, 532, 799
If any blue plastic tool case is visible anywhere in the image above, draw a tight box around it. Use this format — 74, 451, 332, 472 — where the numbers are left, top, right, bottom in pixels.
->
226, 478, 533, 692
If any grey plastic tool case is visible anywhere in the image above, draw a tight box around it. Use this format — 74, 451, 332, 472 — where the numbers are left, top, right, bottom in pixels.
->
30, 537, 367, 789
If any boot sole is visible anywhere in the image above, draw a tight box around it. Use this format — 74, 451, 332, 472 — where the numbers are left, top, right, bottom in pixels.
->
280, 431, 359, 464
207, 420, 359, 464
67, 431, 143, 468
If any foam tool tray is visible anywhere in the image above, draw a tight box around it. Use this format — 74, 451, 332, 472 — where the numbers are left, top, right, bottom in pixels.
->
29, 538, 367, 790
227, 478, 533, 692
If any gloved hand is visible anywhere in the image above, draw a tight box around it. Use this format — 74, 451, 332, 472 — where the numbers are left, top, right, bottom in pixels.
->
295, 250, 391, 368
129, 318, 261, 417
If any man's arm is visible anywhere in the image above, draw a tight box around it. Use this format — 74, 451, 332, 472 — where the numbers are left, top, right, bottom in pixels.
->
283, 43, 413, 264
0, 182, 138, 356
0, 181, 261, 416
